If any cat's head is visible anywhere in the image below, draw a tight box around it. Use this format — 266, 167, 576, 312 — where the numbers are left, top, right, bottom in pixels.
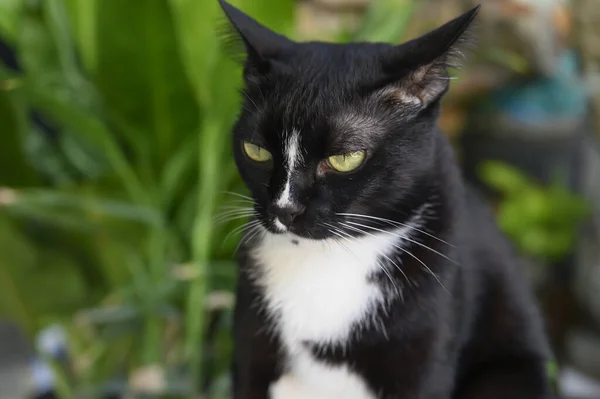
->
219, 0, 479, 240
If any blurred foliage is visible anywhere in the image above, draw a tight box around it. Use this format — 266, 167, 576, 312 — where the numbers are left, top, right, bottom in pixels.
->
0, 0, 293, 396
0, 0, 413, 397
344, 0, 416, 43
0, 0, 574, 396
479, 161, 590, 263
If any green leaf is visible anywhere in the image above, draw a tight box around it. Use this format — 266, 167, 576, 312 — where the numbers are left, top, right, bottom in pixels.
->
0, 90, 39, 186
240, 0, 295, 39
17, 9, 63, 86
24, 81, 147, 202
352, 0, 415, 43
12, 189, 163, 226
0, 214, 37, 335
94, 0, 198, 172
168, 0, 221, 106
0, 0, 23, 43
161, 134, 197, 209
62, 0, 98, 74
478, 161, 532, 195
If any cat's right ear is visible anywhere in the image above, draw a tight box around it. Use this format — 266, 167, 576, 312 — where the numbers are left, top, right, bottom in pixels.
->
375, 5, 480, 109
218, 0, 293, 74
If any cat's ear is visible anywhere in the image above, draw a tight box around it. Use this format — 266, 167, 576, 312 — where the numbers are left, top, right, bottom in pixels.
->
218, 0, 293, 73
378, 5, 480, 108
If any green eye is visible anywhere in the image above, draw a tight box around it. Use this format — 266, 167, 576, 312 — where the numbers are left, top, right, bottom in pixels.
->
243, 141, 272, 162
326, 150, 367, 172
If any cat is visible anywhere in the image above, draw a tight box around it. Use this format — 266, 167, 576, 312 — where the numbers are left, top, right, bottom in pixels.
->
218, 1, 553, 398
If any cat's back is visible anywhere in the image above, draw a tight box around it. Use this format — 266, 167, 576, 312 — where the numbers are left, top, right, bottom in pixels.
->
455, 183, 550, 368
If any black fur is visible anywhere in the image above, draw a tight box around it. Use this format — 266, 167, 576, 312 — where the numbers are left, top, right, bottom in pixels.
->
219, 1, 552, 398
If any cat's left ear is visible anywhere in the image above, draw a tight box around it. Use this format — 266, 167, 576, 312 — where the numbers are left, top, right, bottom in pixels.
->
218, 0, 293, 74
378, 5, 481, 108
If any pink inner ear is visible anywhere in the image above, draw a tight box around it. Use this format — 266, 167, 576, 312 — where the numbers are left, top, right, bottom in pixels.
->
374, 5, 478, 108
375, 62, 450, 109
377, 86, 422, 107
404, 61, 451, 107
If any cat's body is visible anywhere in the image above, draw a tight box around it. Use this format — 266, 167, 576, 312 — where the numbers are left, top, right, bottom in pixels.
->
232, 133, 550, 399
219, 1, 552, 398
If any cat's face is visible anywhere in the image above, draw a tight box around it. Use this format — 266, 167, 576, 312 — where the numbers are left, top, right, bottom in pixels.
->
221, 0, 479, 240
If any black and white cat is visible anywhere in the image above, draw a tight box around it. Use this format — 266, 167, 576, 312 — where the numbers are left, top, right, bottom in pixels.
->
219, 1, 553, 398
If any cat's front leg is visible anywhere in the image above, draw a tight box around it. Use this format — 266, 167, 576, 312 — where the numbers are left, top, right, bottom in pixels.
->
232, 275, 282, 399
269, 375, 332, 399
452, 357, 552, 399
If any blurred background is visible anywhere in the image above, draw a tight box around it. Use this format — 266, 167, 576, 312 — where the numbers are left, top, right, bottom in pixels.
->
0, 0, 598, 398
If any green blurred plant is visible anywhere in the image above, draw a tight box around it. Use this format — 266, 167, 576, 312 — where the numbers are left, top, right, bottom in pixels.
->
0, 0, 417, 397
479, 160, 590, 263
0, 0, 293, 397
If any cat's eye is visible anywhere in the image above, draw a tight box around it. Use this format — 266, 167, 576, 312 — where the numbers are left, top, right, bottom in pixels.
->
326, 150, 367, 173
243, 141, 272, 162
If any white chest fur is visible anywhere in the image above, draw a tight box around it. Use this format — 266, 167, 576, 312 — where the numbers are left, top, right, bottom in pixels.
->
252, 227, 408, 399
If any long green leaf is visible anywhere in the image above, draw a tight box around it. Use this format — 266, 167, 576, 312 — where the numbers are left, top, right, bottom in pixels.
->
0, 90, 39, 186
168, 0, 221, 106
0, 0, 23, 43
12, 189, 163, 226
94, 0, 198, 175
24, 82, 147, 202
62, 0, 98, 74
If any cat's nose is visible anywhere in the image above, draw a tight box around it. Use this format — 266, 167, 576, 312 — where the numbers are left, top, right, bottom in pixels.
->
269, 203, 306, 227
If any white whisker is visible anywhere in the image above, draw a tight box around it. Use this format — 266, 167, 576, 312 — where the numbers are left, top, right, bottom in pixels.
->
336, 212, 455, 248
224, 219, 262, 245
214, 214, 257, 226
241, 90, 260, 112
224, 198, 256, 205
214, 207, 255, 218
234, 223, 264, 255
322, 223, 404, 306
214, 212, 257, 225
340, 222, 448, 294
222, 191, 254, 201
344, 220, 457, 265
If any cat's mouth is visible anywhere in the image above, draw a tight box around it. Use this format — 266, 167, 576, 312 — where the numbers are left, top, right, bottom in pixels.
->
272, 217, 289, 233
264, 215, 331, 240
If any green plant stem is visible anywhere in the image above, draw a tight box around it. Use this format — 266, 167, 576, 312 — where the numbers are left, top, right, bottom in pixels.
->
186, 118, 222, 395
142, 316, 162, 365
0, 253, 35, 336
25, 83, 148, 204
138, 230, 166, 368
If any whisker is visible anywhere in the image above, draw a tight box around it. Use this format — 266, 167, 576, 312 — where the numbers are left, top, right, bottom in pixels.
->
215, 217, 256, 226
323, 223, 401, 299
344, 220, 457, 265
218, 205, 255, 211
214, 210, 256, 221
322, 222, 408, 297
334, 224, 411, 290
235, 223, 265, 255
214, 212, 257, 225
223, 198, 257, 205
223, 219, 262, 245
221, 191, 254, 201
241, 90, 260, 112
337, 212, 455, 248
214, 207, 255, 217
339, 222, 448, 294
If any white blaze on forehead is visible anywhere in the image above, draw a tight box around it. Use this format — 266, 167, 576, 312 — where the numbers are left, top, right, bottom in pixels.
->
276, 129, 302, 207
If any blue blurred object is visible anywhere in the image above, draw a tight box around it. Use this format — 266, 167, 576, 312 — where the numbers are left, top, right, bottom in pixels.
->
490, 51, 588, 125
30, 325, 67, 398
